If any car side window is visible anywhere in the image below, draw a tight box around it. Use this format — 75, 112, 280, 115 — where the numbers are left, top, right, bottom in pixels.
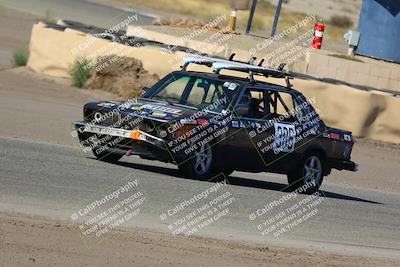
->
186, 78, 207, 106
185, 78, 227, 111
268, 91, 296, 122
204, 83, 217, 103
152, 76, 190, 102
236, 89, 266, 119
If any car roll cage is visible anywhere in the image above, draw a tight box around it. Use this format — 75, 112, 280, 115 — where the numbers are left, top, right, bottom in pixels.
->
181, 54, 294, 88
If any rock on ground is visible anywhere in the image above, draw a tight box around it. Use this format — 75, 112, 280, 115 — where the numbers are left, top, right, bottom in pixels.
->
85, 55, 159, 99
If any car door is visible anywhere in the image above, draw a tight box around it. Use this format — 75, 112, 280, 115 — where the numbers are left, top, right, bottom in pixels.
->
227, 87, 272, 171
231, 88, 299, 172
262, 90, 303, 173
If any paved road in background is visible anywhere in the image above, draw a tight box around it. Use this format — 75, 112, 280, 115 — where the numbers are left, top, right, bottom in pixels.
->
0, 0, 154, 28
1, 137, 399, 259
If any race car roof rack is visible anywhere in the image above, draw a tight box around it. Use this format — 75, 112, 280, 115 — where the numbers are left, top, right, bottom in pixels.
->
181, 54, 294, 87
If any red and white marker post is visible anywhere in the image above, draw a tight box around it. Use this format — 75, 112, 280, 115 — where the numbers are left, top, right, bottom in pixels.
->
312, 22, 325, 49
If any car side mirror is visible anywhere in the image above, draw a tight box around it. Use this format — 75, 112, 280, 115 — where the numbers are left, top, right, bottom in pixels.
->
143, 86, 150, 91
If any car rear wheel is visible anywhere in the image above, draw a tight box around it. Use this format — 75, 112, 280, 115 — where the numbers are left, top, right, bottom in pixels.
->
92, 147, 123, 162
287, 152, 324, 194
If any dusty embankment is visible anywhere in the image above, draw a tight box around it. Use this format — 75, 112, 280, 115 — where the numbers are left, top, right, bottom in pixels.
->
1, 212, 399, 267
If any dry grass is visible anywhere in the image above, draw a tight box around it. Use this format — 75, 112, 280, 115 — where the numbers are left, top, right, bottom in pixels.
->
329, 15, 353, 28
121, 0, 349, 42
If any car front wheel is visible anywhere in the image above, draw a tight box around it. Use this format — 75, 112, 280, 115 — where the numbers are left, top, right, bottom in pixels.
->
178, 143, 225, 180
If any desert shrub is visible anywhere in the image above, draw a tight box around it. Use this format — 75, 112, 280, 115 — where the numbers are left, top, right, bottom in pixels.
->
329, 15, 353, 28
13, 50, 29, 66
70, 59, 93, 88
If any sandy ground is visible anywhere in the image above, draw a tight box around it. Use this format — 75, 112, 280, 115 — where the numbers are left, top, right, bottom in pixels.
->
0, 6, 38, 69
0, 67, 117, 146
1, 212, 399, 267
328, 138, 400, 192
266, 0, 362, 24
93, 0, 362, 24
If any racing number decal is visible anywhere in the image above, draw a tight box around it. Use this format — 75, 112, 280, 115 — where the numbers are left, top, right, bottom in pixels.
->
273, 123, 296, 154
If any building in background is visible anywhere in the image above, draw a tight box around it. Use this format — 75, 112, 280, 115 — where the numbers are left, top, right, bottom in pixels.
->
356, 0, 400, 63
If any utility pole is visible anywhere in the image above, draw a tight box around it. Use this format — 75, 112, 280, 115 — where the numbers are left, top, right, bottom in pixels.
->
245, 0, 258, 35
271, 0, 283, 37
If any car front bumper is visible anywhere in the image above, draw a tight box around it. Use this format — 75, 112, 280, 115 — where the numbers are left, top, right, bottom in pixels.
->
73, 121, 166, 148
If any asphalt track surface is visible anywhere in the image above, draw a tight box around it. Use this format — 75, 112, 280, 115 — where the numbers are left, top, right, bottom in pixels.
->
0, 0, 154, 28
1, 136, 400, 259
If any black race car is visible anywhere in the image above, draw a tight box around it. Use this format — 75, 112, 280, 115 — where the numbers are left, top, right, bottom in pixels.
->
73, 56, 357, 193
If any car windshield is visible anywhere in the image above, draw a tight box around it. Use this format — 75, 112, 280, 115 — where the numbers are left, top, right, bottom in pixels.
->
144, 74, 240, 112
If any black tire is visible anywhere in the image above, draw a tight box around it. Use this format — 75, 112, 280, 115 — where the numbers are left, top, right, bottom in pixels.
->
178, 143, 225, 180
287, 152, 325, 194
92, 147, 123, 163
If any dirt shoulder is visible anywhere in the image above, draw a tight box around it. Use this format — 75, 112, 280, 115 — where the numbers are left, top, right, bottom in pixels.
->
1, 212, 398, 267
0, 67, 117, 146
0, 5, 38, 69
328, 138, 400, 192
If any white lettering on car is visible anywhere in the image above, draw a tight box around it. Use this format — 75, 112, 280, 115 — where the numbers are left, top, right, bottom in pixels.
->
273, 123, 296, 154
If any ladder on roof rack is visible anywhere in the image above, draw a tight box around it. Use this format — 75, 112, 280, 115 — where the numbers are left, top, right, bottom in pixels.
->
181, 54, 294, 87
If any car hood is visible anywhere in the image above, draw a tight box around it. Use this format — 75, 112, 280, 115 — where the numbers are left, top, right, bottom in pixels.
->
86, 98, 202, 122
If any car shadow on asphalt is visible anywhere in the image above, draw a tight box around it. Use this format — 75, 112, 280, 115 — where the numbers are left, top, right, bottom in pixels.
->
105, 159, 383, 205
226, 176, 383, 205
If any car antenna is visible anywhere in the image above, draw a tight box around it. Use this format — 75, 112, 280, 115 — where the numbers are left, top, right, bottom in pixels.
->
228, 53, 236, 61
258, 58, 265, 66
